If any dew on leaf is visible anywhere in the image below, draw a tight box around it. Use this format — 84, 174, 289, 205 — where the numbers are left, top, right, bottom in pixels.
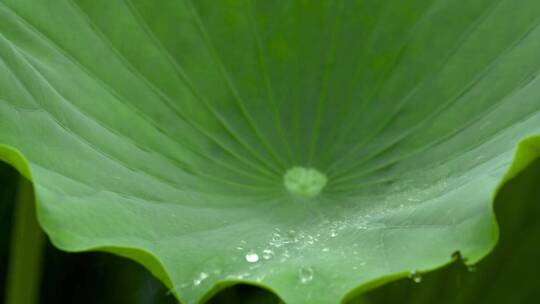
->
356, 222, 369, 230
279, 250, 291, 262
262, 249, 274, 260
409, 271, 422, 283
193, 272, 209, 287
298, 266, 314, 284
245, 252, 259, 263
283, 167, 327, 197
227, 272, 251, 280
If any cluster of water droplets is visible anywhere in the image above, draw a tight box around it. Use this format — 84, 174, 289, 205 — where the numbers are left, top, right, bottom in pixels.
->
178, 163, 488, 294
380, 178, 452, 210
230, 218, 377, 285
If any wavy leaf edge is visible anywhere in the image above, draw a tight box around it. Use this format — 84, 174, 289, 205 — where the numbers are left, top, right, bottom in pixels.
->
1, 133, 539, 303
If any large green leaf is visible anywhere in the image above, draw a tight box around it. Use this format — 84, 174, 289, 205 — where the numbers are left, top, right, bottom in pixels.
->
1, 0, 540, 303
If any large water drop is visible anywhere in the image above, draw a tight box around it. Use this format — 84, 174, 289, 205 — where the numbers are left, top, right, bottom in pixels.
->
245, 252, 259, 263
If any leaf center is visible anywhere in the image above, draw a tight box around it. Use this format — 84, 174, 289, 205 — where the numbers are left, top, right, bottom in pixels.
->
283, 167, 327, 198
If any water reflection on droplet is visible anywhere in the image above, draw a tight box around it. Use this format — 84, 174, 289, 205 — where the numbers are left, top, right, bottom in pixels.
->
409, 271, 422, 283
299, 266, 314, 284
193, 272, 209, 287
262, 249, 274, 260
245, 252, 259, 263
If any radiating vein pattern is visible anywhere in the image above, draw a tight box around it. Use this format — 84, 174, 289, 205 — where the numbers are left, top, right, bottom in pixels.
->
1, 0, 540, 304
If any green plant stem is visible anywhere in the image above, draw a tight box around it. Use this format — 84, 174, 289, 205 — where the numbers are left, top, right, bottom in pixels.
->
4, 177, 45, 304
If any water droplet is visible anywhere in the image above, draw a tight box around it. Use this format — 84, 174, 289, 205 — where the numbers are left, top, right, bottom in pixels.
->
330, 231, 338, 238
279, 250, 291, 262
283, 167, 327, 197
229, 272, 250, 280
298, 266, 314, 284
245, 252, 259, 263
322, 248, 330, 252
262, 249, 274, 260
409, 271, 422, 283
467, 265, 477, 272
193, 272, 209, 286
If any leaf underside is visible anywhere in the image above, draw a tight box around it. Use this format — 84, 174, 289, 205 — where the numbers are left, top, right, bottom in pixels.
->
1, 0, 540, 303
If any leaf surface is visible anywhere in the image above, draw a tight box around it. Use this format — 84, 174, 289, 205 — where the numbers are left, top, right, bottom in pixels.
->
1, 0, 540, 303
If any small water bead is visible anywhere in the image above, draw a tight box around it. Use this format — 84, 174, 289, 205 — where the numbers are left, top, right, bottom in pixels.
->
228, 272, 251, 280
409, 271, 422, 283
262, 249, 274, 260
357, 224, 368, 230
193, 272, 209, 287
298, 266, 314, 284
245, 252, 259, 263
467, 265, 477, 272
279, 250, 291, 262
236, 240, 247, 250
283, 167, 327, 198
